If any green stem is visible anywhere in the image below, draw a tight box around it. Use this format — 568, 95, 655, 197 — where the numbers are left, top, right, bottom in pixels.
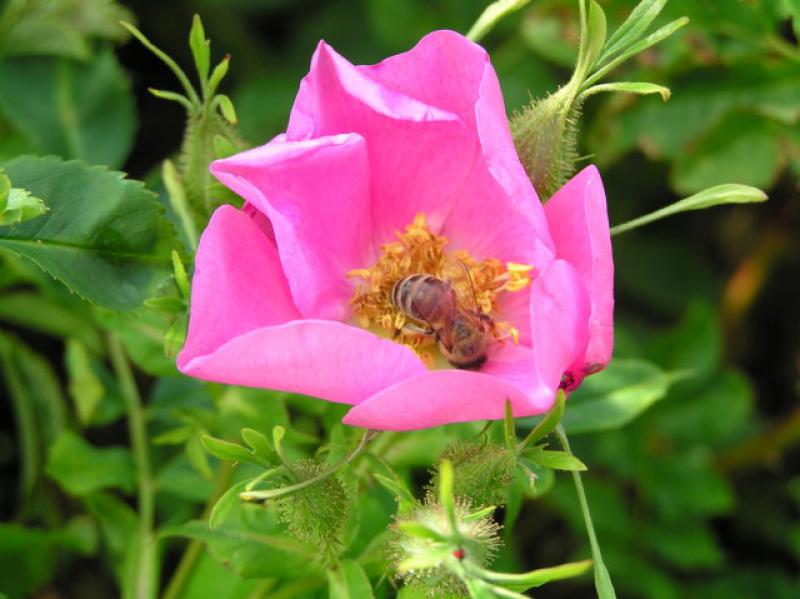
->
161, 460, 234, 599
555, 424, 616, 599
108, 334, 157, 599
239, 429, 374, 502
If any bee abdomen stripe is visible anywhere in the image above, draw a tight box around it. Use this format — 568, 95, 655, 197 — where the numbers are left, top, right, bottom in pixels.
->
391, 274, 437, 317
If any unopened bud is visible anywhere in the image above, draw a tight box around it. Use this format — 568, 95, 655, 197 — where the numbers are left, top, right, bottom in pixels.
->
390, 500, 501, 597
510, 85, 582, 201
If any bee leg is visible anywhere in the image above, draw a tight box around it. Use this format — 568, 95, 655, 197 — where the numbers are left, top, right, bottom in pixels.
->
401, 322, 435, 337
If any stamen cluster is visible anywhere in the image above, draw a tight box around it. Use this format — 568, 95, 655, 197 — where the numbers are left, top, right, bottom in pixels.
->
347, 215, 531, 363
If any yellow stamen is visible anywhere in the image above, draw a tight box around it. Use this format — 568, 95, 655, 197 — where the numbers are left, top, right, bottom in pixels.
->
348, 214, 532, 363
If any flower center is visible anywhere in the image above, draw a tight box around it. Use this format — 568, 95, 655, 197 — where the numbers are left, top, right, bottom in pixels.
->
347, 214, 532, 367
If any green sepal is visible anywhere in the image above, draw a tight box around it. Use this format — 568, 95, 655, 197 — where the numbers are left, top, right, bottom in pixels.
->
188, 14, 210, 84
200, 434, 268, 467
216, 94, 238, 124
208, 55, 231, 96
522, 446, 587, 471
171, 250, 191, 300
518, 390, 565, 450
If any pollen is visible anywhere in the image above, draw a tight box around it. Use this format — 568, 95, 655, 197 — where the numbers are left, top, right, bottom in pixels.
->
347, 214, 532, 360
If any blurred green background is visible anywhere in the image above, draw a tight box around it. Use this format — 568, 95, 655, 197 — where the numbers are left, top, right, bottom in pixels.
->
0, 0, 798, 598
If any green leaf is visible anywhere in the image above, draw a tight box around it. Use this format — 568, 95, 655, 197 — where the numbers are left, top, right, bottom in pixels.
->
397, 546, 455, 575
210, 480, 250, 529
327, 559, 374, 599
83, 492, 139, 584
148, 87, 193, 110
438, 459, 458, 533
482, 559, 592, 591
371, 470, 417, 512
0, 156, 178, 311
213, 134, 238, 159
611, 183, 767, 235
657, 369, 753, 447
161, 512, 319, 579
164, 311, 188, 359
519, 390, 565, 449
240, 428, 276, 463
585, 0, 607, 69
144, 295, 185, 314
600, 0, 667, 62
0, 0, 133, 60
584, 17, 688, 89
174, 552, 269, 599
642, 521, 723, 569
524, 447, 587, 471
216, 94, 238, 124
0, 50, 134, 167
562, 359, 685, 434
189, 14, 210, 83
0, 291, 101, 351
186, 432, 214, 479
94, 307, 177, 375
207, 55, 231, 96
0, 170, 48, 225
172, 250, 191, 300
45, 430, 135, 496
394, 521, 448, 542
671, 113, 780, 194
583, 81, 670, 101
65, 338, 104, 426
201, 435, 264, 466
466, 0, 531, 42
0, 523, 58, 599
590, 63, 800, 167
0, 331, 67, 506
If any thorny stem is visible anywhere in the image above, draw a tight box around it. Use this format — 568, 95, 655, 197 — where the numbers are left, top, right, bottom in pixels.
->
555, 424, 617, 598
108, 334, 157, 599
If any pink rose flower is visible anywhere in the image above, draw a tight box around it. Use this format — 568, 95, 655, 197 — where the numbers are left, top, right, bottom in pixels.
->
177, 31, 613, 431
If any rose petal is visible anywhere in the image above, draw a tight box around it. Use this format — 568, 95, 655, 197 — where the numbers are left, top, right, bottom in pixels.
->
285, 37, 480, 245
178, 205, 300, 366
529, 259, 591, 399
342, 367, 531, 431
441, 49, 555, 268
544, 165, 614, 380
210, 133, 371, 321
180, 320, 427, 405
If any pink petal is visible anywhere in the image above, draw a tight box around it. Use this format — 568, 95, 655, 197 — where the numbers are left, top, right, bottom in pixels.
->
544, 166, 614, 381
342, 358, 534, 431
285, 36, 481, 245
344, 262, 590, 430
361, 30, 554, 264
210, 134, 372, 321
529, 259, 591, 398
178, 205, 300, 365
440, 40, 555, 267
179, 320, 427, 405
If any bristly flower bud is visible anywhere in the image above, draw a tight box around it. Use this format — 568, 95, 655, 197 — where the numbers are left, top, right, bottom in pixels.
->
274, 458, 349, 565
511, 86, 582, 201
390, 499, 502, 598
429, 441, 516, 508
510, 0, 687, 200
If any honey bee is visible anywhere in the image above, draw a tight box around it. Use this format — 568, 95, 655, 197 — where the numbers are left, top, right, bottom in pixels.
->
390, 273, 494, 370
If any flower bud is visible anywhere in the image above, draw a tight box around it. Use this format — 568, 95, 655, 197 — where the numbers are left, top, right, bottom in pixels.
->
429, 441, 516, 508
510, 85, 582, 201
390, 500, 501, 597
